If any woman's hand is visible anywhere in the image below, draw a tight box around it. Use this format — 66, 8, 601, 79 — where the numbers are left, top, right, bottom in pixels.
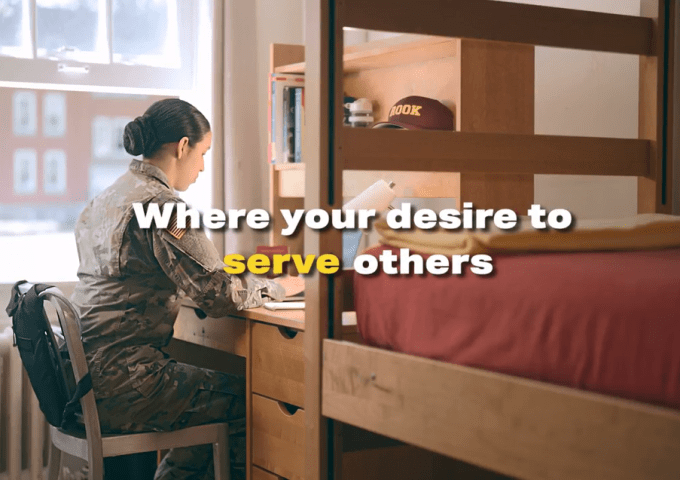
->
276, 275, 305, 297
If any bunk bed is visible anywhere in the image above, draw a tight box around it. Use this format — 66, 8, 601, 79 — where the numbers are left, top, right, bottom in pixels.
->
302, 1, 679, 480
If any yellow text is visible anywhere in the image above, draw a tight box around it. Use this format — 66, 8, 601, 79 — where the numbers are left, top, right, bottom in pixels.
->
223, 253, 340, 275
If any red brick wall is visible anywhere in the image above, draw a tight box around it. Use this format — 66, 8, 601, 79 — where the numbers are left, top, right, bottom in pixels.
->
0, 89, 168, 204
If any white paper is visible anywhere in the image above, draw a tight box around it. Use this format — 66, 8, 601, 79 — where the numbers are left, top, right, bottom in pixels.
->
43, 93, 66, 137
43, 150, 67, 195
343, 179, 396, 212
13, 91, 37, 136
264, 301, 305, 311
13, 149, 37, 195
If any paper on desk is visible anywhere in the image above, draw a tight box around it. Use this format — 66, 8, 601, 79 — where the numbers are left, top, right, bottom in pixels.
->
264, 301, 305, 311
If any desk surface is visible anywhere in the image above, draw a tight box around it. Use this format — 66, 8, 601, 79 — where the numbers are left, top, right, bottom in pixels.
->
239, 306, 305, 330
174, 300, 358, 355
240, 306, 357, 332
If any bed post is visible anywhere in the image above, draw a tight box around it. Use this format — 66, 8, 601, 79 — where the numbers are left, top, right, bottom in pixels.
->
639, 0, 676, 214
674, 0, 679, 214
457, 39, 535, 214
304, 1, 345, 480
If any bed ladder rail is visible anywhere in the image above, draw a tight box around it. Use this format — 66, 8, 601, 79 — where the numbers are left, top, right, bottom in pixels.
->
341, 0, 655, 56
322, 339, 680, 480
342, 130, 651, 177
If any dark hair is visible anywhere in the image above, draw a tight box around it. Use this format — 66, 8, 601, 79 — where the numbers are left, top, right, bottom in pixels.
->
123, 98, 210, 158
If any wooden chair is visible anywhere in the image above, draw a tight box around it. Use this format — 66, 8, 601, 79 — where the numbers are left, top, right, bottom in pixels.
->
26, 284, 232, 480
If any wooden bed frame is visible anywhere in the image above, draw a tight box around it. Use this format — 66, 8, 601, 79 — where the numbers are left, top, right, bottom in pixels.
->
302, 1, 679, 479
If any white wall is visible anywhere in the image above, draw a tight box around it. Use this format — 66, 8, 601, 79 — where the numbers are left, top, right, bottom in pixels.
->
343, 0, 644, 219
180, 0, 215, 215
523, 0, 642, 219
222, 0, 304, 255
228, 0, 664, 244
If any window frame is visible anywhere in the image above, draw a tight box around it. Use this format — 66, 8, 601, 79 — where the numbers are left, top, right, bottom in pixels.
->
0, 0, 218, 285
0, 0, 196, 91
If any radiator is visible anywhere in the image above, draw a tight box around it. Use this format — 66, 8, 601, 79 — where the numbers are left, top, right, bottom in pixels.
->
0, 327, 48, 480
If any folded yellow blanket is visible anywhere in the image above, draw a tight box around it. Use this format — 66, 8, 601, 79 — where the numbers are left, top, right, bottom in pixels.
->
375, 213, 680, 255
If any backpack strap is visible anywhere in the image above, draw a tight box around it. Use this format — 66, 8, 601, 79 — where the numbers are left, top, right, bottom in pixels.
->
62, 372, 93, 429
5, 280, 28, 317
8, 282, 55, 349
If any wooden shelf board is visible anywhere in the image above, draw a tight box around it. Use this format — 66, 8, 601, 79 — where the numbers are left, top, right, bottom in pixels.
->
275, 161, 462, 199
342, 0, 654, 56
342, 128, 651, 177
274, 127, 650, 188
274, 163, 305, 171
274, 35, 457, 74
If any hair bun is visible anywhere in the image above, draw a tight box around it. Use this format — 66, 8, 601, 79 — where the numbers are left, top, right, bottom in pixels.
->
123, 116, 159, 157
123, 117, 146, 156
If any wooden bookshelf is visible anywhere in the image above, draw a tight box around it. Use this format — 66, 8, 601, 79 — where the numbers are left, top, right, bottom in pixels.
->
269, 35, 535, 273
274, 35, 457, 74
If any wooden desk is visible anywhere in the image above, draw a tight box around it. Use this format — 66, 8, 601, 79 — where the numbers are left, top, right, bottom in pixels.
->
173, 302, 359, 480
174, 303, 462, 480
174, 305, 358, 355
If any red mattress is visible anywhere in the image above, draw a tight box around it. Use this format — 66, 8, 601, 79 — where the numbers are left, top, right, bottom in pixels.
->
355, 246, 680, 410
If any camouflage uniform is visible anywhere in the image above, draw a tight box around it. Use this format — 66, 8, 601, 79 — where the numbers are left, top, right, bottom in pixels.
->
72, 160, 284, 480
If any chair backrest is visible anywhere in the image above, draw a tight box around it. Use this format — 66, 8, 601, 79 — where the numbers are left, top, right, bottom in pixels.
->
38, 287, 105, 467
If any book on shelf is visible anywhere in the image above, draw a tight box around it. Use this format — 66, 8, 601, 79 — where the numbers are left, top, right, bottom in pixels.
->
268, 73, 304, 164
294, 87, 304, 163
282, 85, 296, 163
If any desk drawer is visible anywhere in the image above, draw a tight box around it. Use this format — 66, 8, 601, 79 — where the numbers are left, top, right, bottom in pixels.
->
251, 322, 304, 407
252, 394, 305, 480
253, 465, 286, 480
175, 307, 246, 356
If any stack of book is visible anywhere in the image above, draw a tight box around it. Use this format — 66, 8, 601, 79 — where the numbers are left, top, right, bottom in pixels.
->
268, 73, 304, 164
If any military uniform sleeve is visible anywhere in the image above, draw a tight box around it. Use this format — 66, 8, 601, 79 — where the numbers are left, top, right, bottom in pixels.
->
148, 197, 284, 316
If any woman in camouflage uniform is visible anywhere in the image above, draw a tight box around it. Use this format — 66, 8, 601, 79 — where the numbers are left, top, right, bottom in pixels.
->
72, 99, 291, 479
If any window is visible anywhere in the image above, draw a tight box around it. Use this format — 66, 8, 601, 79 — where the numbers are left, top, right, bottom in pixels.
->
13, 149, 37, 195
0, 0, 215, 284
12, 90, 37, 134
0, 0, 31, 58
112, 0, 180, 68
1, 88, 174, 283
0, 0, 196, 91
36, 0, 107, 64
43, 149, 67, 195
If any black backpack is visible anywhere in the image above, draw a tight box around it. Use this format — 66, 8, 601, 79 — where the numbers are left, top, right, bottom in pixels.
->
5, 280, 92, 429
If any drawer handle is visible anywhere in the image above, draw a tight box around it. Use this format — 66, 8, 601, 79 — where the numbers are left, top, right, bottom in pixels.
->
278, 326, 298, 339
193, 308, 207, 319
278, 401, 300, 416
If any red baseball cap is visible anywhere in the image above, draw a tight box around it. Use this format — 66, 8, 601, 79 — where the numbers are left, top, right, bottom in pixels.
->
373, 95, 454, 130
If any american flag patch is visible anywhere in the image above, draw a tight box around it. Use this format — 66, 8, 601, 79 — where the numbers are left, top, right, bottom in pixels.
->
167, 211, 186, 240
